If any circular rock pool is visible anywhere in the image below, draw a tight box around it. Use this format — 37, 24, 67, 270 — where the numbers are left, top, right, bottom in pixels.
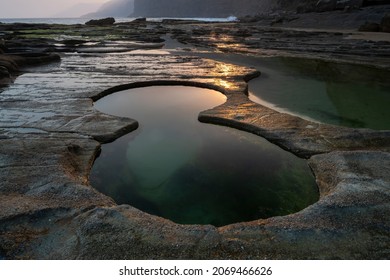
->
90, 86, 319, 226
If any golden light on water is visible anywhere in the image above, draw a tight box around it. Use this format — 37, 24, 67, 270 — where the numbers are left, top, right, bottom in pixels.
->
210, 63, 241, 90
215, 63, 235, 76
209, 33, 247, 52
214, 78, 235, 90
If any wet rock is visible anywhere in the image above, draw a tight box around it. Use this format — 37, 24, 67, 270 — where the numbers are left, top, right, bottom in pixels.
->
13, 53, 61, 66
0, 39, 5, 53
297, 3, 317, 13
297, 0, 364, 13
336, 0, 363, 9
85, 17, 115, 26
0, 55, 19, 72
132, 17, 147, 22
0, 63, 12, 78
381, 13, 390, 32
363, 0, 390, 6
0, 65, 10, 78
62, 39, 87, 47
358, 21, 381, 31
0, 32, 63, 86
271, 15, 300, 25
238, 15, 263, 23
316, 0, 338, 12
316, 0, 362, 12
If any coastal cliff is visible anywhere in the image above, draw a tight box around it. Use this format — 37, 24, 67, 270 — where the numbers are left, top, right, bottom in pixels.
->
131, 0, 276, 17
130, 0, 390, 17
86, 0, 390, 18
84, 0, 134, 18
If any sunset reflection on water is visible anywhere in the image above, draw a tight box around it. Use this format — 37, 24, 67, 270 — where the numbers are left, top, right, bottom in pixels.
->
211, 63, 242, 90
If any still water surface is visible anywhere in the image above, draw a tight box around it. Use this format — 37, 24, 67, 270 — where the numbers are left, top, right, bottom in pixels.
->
91, 86, 318, 226
248, 57, 390, 130
188, 52, 390, 130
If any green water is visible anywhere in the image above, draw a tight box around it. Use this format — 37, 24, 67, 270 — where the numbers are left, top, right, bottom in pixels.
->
248, 57, 390, 130
91, 86, 318, 226
192, 52, 390, 130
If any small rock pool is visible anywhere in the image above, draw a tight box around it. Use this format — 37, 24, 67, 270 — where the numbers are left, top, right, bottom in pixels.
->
90, 86, 318, 226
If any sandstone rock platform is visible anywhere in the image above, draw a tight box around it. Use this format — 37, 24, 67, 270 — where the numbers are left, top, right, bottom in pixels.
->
0, 19, 389, 259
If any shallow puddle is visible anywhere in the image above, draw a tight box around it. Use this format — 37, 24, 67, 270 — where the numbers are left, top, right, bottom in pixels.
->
91, 86, 318, 226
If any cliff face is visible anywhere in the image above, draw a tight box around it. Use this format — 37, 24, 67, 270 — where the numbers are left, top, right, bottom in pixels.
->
278, 0, 390, 13
132, 0, 277, 17
131, 0, 390, 17
87, 0, 390, 18
84, 0, 134, 18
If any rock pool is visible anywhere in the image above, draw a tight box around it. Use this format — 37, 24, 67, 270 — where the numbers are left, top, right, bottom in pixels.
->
91, 85, 319, 226
248, 57, 390, 130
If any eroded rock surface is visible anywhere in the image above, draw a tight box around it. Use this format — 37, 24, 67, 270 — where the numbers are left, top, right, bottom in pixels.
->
0, 19, 389, 259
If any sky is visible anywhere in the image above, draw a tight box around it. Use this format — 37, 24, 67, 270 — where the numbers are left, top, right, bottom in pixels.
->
0, 0, 108, 18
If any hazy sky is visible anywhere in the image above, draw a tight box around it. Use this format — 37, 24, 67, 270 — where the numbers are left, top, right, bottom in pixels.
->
0, 0, 108, 18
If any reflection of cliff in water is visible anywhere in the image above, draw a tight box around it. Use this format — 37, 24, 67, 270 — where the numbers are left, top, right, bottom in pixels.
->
280, 57, 390, 87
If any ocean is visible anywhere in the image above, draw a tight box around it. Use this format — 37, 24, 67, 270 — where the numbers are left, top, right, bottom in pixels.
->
0, 16, 238, 25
